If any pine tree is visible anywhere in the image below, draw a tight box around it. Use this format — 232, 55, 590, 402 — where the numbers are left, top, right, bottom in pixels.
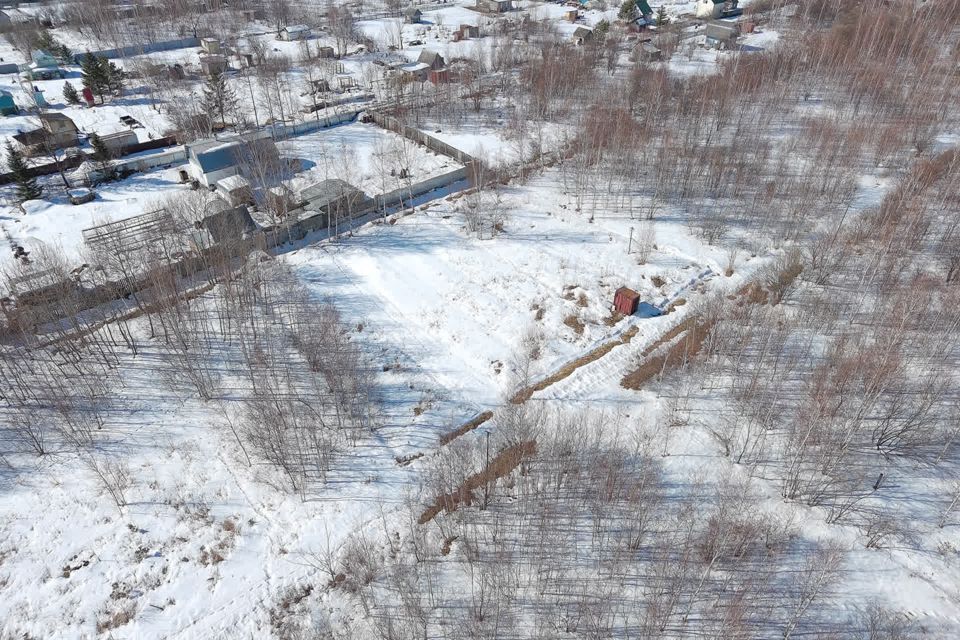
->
88, 133, 116, 181
5, 141, 43, 204
62, 80, 80, 105
618, 0, 636, 21
54, 43, 73, 65
105, 60, 125, 94
81, 52, 107, 103
655, 6, 669, 26
202, 71, 238, 129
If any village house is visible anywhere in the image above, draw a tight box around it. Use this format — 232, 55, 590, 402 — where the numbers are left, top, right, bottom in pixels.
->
704, 20, 739, 49
695, 0, 739, 19
24, 49, 63, 80
297, 178, 372, 231
200, 37, 221, 54
0, 89, 16, 116
12, 112, 79, 156
279, 24, 311, 41
186, 131, 279, 187
418, 50, 446, 71
453, 24, 480, 41
97, 129, 138, 155
403, 7, 422, 23
630, 41, 662, 62
571, 26, 593, 45
475, 0, 511, 13
199, 54, 227, 76
199, 205, 258, 245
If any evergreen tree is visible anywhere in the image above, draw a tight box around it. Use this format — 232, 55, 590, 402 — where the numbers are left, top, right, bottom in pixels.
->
54, 43, 73, 65
202, 71, 238, 129
81, 52, 108, 103
595, 19, 610, 39
62, 80, 80, 105
88, 133, 116, 181
618, 0, 636, 21
105, 60, 125, 94
5, 141, 43, 204
655, 5, 669, 26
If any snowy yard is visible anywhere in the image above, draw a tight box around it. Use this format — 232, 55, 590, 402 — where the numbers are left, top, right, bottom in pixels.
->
279, 121, 462, 196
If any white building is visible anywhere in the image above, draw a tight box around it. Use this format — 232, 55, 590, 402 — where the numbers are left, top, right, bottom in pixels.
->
186, 131, 279, 187
280, 24, 311, 41
695, 0, 738, 19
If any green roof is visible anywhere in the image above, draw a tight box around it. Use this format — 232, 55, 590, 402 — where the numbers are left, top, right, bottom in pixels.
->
636, 0, 653, 14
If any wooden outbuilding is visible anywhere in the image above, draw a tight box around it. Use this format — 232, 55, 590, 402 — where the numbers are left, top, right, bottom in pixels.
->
614, 286, 641, 315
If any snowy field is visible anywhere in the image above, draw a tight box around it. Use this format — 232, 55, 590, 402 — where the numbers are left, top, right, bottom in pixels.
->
3, 160, 958, 637
279, 121, 462, 196
0, 166, 751, 638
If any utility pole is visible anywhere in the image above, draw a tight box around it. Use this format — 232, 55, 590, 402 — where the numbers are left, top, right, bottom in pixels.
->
627, 226, 634, 254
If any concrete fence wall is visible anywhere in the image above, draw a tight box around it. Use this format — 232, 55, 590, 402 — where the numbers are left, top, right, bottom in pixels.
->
265, 110, 359, 139
374, 166, 468, 210
71, 37, 201, 63
368, 111, 477, 166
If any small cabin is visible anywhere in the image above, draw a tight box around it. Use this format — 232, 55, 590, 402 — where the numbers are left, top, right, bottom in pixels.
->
475, 0, 511, 13
455, 24, 480, 40
418, 50, 446, 71
280, 24, 311, 41
704, 20, 739, 49
200, 38, 221, 54
0, 90, 16, 116
98, 129, 138, 155
200, 54, 227, 76
404, 7, 422, 23
613, 287, 641, 315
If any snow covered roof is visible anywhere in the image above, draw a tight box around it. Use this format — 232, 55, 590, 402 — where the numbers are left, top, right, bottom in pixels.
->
217, 174, 251, 192
298, 179, 366, 209
401, 62, 430, 73
284, 24, 311, 33
187, 131, 278, 175
201, 205, 257, 243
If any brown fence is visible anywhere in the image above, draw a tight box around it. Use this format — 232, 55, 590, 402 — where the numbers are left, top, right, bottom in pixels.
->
0, 136, 177, 186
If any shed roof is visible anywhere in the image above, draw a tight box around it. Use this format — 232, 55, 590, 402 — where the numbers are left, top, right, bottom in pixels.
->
40, 112, 77, 128
417, 50, 445, 67
217, 174, 251, 192
284, 24, 311, 32
187, 131, 277, 174
704, 21, 739, 39
201, 205, 257, 243
99, 129, 137, 141
298, 178, 365, 207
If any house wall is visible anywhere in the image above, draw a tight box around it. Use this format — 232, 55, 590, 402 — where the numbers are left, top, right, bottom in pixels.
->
192, 164, 238, 187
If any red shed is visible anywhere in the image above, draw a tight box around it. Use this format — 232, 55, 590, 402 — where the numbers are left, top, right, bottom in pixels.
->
614, 286, 640, 315
429, 69, 450, 84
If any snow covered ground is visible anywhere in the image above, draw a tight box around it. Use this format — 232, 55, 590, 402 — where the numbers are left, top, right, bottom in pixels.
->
3, 158, 958, 637
0, 121, 459, 270
279, 121, 462, 196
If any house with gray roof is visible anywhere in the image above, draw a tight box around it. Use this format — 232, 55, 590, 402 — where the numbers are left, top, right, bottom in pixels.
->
186, 131, 279, 187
